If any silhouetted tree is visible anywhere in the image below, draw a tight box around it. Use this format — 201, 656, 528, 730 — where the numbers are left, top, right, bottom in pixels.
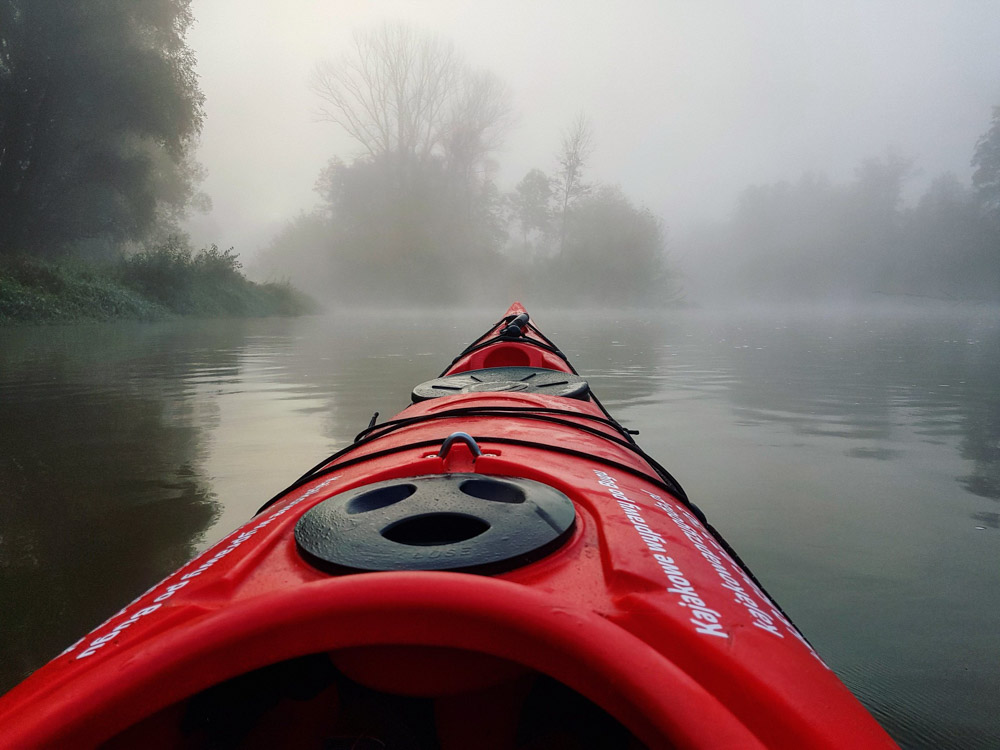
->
554, 114, 594, 252
548, 185, 678, 306
903, 174, 997, 299
310, 22, 511, 173
304, 23, 514, 305
306, 151, 505, 304
509, 169, 553, 253
728, 173, 847, 297
287, 26, 682, 307
841, 150, 915, 290
0, 1, 205, 256
972, 105, 1000, 221
442, 69, 512, 197
681, 146, 1000, 303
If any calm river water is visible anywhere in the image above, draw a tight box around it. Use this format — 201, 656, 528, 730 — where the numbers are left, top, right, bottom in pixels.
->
1, 306, 998, 748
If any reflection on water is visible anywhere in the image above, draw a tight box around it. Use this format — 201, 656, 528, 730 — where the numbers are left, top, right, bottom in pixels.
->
0, 322, 225, 689
0, 306, 998, 748
572, 307, 1000, 750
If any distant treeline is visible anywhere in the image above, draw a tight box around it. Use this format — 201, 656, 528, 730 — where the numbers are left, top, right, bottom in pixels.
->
5, 5, 996, 309
257, 24, 680, 308
682, 112, 1000, 303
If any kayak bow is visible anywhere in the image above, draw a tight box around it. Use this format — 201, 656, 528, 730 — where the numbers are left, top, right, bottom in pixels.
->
0, 304, 896, 749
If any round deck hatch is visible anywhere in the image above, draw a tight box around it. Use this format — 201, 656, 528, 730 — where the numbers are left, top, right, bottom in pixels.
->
295, 474, 576, 574
412, 367, 589, 402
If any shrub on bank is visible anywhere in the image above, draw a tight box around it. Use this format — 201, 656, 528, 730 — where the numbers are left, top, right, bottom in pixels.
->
0, 244, 318, 324
119, 239, 198, 311
121, 241, 320, 316
0, 256, 166, 322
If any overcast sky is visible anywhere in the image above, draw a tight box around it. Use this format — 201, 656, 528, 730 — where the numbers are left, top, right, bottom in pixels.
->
184, 0, 1000, 256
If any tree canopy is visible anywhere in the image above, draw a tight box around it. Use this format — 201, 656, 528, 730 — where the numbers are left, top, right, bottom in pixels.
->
0, 0, 205, 256
310, 22, 511, 170
259, 24, 679, 308
681, 142, 1000, 303
550, 184, 676, 305
972, 105, 1000, 219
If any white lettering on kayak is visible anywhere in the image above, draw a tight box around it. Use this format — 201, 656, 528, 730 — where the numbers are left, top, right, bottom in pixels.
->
594, 470, 728, 640
644, 490, 828, 664
644, 490, 783, 639
72, 477, 340, 661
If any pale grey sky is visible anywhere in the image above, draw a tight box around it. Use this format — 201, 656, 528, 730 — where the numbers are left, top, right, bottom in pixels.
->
184, 0, 1000, 256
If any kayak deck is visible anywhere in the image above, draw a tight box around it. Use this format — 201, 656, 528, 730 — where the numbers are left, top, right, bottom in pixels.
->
0, 304, 896, 749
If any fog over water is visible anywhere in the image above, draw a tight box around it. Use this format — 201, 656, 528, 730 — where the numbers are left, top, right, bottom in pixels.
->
184, 0, 1000, 276
2, 308, 999, 747
4, 5, 1000, 746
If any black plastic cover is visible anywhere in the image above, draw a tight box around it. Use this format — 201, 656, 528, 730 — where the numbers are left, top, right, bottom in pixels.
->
295, 474, 576, 574
412, 367, 589, 402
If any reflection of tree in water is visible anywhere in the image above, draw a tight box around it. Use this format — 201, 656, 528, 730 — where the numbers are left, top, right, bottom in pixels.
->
258, 313, 469, 448
957, 325, 1000, 502
705, 314, 899, 443
0, 322, 244, 694
961, 409, 1000, 500
702, 308, 1000, 510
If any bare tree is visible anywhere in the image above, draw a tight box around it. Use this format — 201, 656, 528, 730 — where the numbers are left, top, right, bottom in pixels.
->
310, 22, 510, 171
555, 114, 594, 252
442, 68, 512, 220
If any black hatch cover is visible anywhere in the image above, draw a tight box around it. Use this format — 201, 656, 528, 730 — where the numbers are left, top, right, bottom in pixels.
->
412, 367, 589, 402
295, 474, 576, 574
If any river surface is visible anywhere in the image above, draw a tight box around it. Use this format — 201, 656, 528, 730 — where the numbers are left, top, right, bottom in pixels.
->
1, 305, 998, 748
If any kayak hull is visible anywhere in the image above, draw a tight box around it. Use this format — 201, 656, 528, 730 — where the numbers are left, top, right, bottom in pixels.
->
0, 304, 896, 749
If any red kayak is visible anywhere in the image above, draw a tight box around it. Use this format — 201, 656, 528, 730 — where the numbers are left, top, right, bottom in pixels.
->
0, 304, 896, 748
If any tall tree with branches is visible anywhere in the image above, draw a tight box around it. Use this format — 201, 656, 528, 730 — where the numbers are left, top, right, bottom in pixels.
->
554, 114, 594, 252
972, 105, 1000, 221
307, 23, 513, 303
310, 22, 511, 174
0, 0, 205, 255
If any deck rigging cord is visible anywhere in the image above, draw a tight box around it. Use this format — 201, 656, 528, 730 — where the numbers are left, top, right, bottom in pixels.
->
251, 311, 806, 640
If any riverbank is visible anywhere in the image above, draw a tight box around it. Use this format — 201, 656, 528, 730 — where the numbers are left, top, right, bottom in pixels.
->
0, 246, 319, 324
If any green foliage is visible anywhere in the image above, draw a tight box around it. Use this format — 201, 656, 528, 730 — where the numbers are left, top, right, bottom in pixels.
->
194, 245, 243, 280
119, 239, 318, 316
0, 0, 205, 256
0, 247, 318, 324
120, 238, 196, 309
0, 256, 166, 323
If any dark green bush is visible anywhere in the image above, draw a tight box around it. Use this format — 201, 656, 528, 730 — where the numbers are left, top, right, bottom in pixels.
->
193, 244, 243, 281
1, 245, 317, 324
0, 256, 165, 322
120, 237, 196, 310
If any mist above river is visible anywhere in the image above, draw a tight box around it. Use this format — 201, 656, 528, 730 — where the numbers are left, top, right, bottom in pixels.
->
2, 307, 998, 747
179, 1, 1000, 310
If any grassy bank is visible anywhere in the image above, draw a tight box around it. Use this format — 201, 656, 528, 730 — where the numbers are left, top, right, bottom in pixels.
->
0, 244, 319, 324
